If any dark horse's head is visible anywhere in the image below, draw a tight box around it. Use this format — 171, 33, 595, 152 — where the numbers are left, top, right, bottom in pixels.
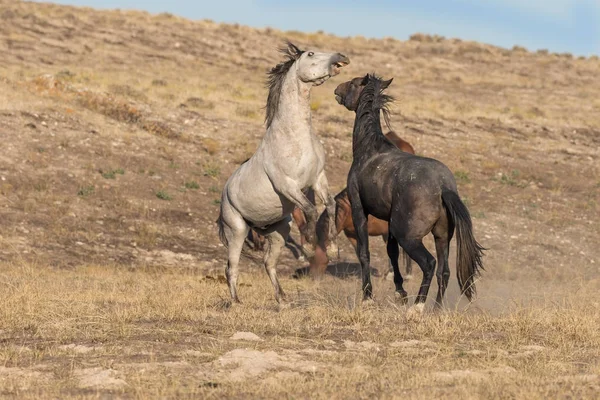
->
334, 74, 393, 111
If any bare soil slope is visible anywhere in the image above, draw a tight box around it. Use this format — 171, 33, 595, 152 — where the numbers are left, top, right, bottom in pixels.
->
0, 1, 599, 398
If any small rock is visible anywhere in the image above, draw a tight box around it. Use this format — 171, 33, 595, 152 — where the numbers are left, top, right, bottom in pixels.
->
231, 332, 263, 342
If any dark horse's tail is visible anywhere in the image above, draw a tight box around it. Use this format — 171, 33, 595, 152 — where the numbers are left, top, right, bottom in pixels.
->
442, 190, 485, 301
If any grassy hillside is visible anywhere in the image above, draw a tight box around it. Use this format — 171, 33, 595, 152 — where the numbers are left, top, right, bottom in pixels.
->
0, 1, 599, 398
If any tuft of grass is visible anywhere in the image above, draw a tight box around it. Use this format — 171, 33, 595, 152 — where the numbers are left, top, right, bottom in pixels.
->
497, 170, 526, 187
235, 106, 258, 119
209, 185, 220, 193
100, 168, 125, 179
184, 97, 215, 110
151, 79, 167, 87
156, 190, 172, 200
204, 164, 221, 178
454, 170, 471, 183
184, 181, 200, 190
77, 185, 94, 197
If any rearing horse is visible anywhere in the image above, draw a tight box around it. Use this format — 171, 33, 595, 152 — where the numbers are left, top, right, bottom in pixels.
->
217, 42, 349, 304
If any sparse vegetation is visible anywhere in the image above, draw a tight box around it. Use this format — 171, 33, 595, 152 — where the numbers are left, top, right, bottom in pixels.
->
100, 168, 125, 179
497, 170, 526, 187
454, 170, 471, 183
185, 181, 200, 190
156, 190, 172, 200
204, 164, 221, 178
77, 185, 95, 197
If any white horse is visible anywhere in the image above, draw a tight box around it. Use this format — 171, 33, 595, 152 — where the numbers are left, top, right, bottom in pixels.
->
217, 42, 349, 304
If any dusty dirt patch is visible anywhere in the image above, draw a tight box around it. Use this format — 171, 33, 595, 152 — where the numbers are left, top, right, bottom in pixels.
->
209, 349, 321, 382
74, 367, 128, 390
231, 331, 263, 341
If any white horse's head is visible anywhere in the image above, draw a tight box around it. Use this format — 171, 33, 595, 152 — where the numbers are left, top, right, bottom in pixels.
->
291, 43, 350, 86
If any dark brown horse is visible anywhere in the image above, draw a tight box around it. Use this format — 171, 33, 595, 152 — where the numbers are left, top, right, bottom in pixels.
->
335, 74, 484, 307
309, 132, 415, 278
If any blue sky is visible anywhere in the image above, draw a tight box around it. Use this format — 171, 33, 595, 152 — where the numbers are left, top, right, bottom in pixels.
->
44, 0, 600, 55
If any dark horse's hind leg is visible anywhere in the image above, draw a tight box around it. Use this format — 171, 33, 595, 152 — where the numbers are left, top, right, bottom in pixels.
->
397, 238, 436, 305
387, 235, 408, 304
433, 218, 451, 307
433, 236, 450, 307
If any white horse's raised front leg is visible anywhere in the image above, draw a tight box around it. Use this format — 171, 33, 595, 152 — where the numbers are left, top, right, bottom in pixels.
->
270, 177, 318, 258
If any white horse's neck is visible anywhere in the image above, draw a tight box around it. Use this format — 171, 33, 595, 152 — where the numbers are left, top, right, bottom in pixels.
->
265, 66, 312, 140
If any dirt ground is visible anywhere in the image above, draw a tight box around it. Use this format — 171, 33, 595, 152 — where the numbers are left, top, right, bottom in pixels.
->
0, 1, 599, 398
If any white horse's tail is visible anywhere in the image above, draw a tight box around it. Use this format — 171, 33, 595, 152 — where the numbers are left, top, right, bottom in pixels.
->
216, 212, 228, 248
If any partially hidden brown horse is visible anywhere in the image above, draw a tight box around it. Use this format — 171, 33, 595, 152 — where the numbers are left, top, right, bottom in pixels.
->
309, 131, 416, 277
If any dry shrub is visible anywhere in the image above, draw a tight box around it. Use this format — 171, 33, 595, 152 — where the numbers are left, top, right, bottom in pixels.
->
78, 91, 142, 123
108, 84, 147, 101
151, 79, 168, 87
512, 45, 528, 53
410, 33, 445, 43
141, 120, 180, 139
136, 222, 159, 248
409, 33, 431, 42
183, 97, 215, 110
201, 138, 220, 155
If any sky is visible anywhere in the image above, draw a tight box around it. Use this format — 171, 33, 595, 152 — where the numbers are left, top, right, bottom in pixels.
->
43, 0, 600, 55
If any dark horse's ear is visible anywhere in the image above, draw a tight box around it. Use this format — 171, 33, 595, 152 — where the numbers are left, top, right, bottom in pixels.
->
382, 78, 394, 89
360, 74, 370, 86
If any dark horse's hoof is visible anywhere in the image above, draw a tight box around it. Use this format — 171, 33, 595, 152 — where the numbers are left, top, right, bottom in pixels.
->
394, 290, 408, 305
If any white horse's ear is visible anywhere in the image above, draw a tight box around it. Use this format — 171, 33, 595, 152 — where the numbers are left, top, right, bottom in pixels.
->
382, 78, 394, 89
287, 41, 303, 57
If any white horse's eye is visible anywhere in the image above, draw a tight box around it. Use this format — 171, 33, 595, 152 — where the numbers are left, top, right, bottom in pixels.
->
307, 52, 314, 57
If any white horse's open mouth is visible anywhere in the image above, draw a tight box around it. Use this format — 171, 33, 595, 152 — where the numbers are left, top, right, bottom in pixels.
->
331, 61, 347, 76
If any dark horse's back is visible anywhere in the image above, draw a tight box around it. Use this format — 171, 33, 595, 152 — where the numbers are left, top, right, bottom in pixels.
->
352, 141, 457, 224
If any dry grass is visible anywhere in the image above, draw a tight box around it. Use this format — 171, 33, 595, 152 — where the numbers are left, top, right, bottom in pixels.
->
0, 261, 599, 398
0, 1, 599, 398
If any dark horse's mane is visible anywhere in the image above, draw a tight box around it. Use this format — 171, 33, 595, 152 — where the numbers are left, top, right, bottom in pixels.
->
353, 74, 395, 153
265, 42, 305, 128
